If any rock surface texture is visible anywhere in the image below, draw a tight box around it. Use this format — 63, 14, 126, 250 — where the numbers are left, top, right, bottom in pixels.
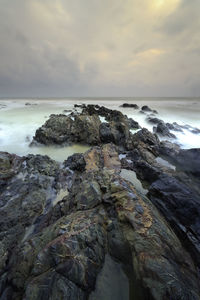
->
1, 105, 200, 300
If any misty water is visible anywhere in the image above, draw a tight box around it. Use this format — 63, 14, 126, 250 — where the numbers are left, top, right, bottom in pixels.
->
0, 98, 200, 162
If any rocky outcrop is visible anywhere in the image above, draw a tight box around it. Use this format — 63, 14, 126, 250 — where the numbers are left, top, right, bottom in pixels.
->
1, 103, 200, 299
0, 144, 200, 299
31, 113, 102, 145
31, 105, 140, 149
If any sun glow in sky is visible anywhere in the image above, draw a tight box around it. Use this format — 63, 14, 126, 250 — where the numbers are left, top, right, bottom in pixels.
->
0, 0, 199, 96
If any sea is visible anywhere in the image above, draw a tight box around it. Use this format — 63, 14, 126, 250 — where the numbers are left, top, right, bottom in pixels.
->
0, 97, 200, 162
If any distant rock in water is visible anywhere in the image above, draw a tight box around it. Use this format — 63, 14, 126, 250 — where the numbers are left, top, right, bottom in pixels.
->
141, 105, 158, 114
120, 103, 139, 109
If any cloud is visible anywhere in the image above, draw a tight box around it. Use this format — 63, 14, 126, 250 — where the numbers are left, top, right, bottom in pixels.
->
0, 0, 199, 96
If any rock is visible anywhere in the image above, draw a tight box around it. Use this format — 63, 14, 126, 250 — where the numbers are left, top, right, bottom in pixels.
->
74, 104, 86, 109
148, 173, 200, 268
31, 106, 137, 150
128, 118, 140, 129
191, 127, 200, 134
64, 153, 86, 172
153, 122, 176, 139
146, 117, 163, 124
120, 103, 139, 109
31, 113, 102, 146
99, 123, 115, 144
0, 147, 200, 299
132, 128, 160, 149
141, 105, 152, 112
141, 105, 158, 114
63, 109, 72, 113
159, 140, 180, 158
172, 148, 200, 177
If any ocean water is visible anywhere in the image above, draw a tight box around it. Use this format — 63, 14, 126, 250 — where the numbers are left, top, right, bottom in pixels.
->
0, 97, 200, 162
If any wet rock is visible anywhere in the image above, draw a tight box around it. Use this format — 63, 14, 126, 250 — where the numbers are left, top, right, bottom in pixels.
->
148, 173, 200, 268
120, 103, 139, 109
128, 118, 140, 129
0, 146, 200, 299
64, 153, 86, 172
31, 113, 101, 146
191, 127, 200, 134
63, 109, 72, 113
131, 128, 160, 151
172, 148, 200, 177
146, 116, 163, 124
159, 140, 180, 158
153, 122, 176, 139
31, 106, 137, 149
141, 105, 152, 112
74, 104, 86, 109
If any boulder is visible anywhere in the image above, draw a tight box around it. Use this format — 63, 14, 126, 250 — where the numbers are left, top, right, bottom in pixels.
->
31, 113, 101, 145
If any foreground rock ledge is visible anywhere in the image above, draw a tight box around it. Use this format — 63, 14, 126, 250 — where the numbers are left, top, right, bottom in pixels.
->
0, 144, 200, 300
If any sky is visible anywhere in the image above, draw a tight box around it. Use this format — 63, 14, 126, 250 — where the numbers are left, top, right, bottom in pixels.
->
0, 0, 200, 97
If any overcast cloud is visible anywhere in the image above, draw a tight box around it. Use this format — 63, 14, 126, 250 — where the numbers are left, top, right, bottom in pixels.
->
0, 0, 199, 97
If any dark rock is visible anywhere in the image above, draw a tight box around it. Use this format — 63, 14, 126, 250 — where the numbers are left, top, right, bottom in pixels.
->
99, 123, 115, 143
120, 103, 139, 109
141, 105, 152, 112
148, 174, 200, 268
63, 109, 72, 113
153, 122, 176, 139
132, 128, 159, 148
141, 106, 157, 114
64, 153, 86, 172
31, 106, 137, 150
146, 117, 163, 124
173, 148, 200, 177
128, 118, 140, 129
191, 127, 200, 134
0, 146, 200, 299
31, 113, 101, 146
159, 140, 180, 158
74, 104, 86, 109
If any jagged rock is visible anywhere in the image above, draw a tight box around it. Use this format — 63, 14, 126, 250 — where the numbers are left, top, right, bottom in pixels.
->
128, 118, 140, 129
0, 145, 200, 299
31, 106, 138, 150
159, 140, 180, 158
172, 148, 200, 177
132, 128, 159, 147
31, 113, 101, 145
148, 173, 200, 269
64, 153, 86, 172
146, 117, 163, 124
153, 122, 176, 139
